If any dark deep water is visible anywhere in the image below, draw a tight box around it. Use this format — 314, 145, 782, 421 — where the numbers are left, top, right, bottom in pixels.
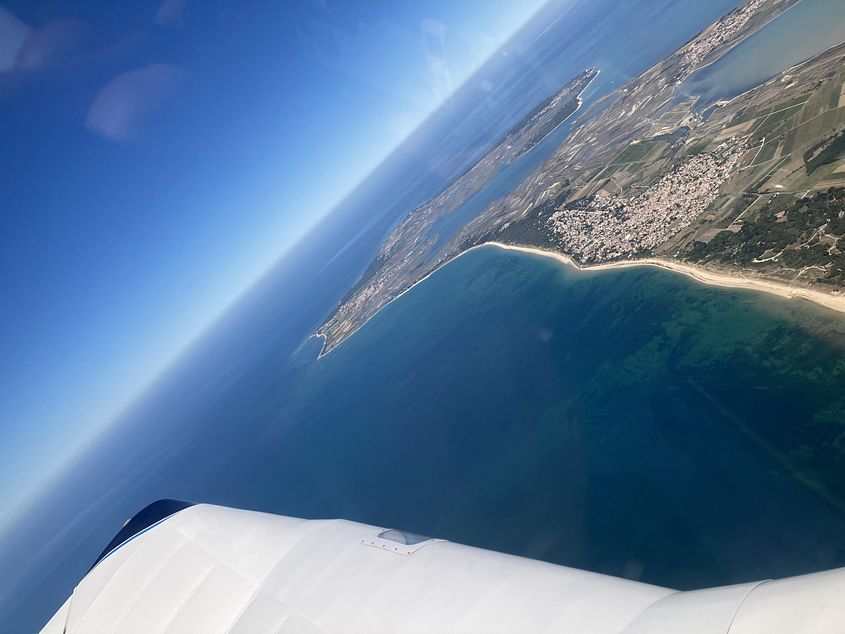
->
17, 0, 845, 631
221, 247, 845, 592
9, 246, 845, 633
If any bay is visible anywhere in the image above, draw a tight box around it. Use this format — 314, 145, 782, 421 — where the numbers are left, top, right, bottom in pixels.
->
687, 0, 845, 103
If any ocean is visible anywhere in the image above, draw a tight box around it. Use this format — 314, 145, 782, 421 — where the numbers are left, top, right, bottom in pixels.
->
221, 246, 845, 592
5, 0, 845, 631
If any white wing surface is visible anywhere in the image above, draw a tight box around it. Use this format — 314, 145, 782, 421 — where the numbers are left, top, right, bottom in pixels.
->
39, 502, 845, 633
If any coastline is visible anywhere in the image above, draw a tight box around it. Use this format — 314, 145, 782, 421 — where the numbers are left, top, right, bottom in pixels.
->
316, 241, 845, 360
485, 241, 845, 315
547, 68, 599, 136
690, 0, 804, 78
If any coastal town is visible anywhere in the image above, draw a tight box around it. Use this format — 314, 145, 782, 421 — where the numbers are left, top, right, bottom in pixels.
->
672, 0, 767, 82
547, 141, 744, 262
316, 0, 845, 357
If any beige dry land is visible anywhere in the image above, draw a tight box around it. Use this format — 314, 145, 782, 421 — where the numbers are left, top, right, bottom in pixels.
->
485, 242, 845, 315
317, 0, 845, 355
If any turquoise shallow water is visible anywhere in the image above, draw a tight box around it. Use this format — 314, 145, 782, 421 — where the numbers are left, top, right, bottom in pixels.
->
10, 1, 845, 630
6, 244, 845, 631
201, 246, 845, 589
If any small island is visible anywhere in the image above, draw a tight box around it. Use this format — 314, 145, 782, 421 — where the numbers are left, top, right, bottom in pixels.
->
317, 0, 845, 357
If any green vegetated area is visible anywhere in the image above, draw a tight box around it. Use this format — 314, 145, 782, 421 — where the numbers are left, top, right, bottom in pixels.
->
506, 69, 596, 148
804, 129, 845, 174
613, 140, 660, 164
748, 102, 806, 144
506, 88, 567, 139
518, 98, 581, 156
730, 96, 807, 126
684, 137, 711, 156
751, 140, 778, 166
685, 188, 845, 285
466, 184, 573, 252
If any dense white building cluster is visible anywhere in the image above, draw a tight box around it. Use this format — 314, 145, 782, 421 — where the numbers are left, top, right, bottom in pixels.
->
674, 0, 766, 82
548, 142, 744, 262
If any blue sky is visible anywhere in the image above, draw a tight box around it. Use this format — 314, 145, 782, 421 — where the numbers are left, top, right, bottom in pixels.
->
0, 1, 551, 521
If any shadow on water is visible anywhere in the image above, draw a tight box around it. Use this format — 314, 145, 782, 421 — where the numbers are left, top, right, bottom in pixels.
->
198, 248, 845, 590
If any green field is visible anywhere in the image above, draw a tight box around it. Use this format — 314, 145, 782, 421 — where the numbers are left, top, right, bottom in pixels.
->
610, 140, 661, 164
730, 96, 808, 126
749, 103, 806, 143
750, 140, 779, 166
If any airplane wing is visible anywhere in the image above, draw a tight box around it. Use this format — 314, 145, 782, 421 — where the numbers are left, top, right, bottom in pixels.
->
40, 501, 845, 633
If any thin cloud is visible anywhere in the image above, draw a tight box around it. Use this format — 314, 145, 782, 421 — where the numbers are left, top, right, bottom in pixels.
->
85, 63, 187, 142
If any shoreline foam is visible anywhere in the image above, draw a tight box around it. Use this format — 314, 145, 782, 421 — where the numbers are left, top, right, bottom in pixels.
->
316, 241, 845, 360
486, 241, 845, 315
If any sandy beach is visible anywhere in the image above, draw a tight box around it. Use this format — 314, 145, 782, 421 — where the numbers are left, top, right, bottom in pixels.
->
317, 240, 845, 359
485, 241, 845, 316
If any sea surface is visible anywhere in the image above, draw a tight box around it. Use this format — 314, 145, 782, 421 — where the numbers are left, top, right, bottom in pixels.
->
7, 1, 845, 632
687, 0, 845, 103
243, 247, 845, 593
12, 245, 845, 619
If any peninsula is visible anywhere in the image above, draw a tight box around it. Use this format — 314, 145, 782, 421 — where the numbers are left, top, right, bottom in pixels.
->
317, 0, 845, 356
